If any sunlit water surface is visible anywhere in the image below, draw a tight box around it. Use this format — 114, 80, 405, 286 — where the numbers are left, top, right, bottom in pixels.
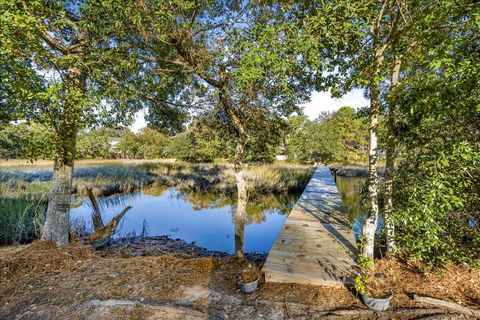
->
70, 187, 299, 254
71, 175, 370, 253
1, 163, 372, 251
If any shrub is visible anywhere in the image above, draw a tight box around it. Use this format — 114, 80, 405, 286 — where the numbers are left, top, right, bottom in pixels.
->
393, 142, 480, 266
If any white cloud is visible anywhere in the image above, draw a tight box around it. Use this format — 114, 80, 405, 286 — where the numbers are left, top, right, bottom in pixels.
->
130, 110, 147, 133
301, 89, 369, 120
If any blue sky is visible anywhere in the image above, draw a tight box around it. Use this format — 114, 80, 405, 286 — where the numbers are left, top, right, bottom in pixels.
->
130, 89, 369, 132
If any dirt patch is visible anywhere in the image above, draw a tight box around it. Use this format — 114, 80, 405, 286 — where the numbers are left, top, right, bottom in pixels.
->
366, 257, 480, 307
0, 241, 242, 318
1, 242, 479, 319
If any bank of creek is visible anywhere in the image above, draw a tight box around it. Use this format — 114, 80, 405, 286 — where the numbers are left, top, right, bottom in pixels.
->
1, 162, 478, 319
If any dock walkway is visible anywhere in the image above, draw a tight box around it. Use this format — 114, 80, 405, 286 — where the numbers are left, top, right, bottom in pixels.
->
262, 166, 359, 287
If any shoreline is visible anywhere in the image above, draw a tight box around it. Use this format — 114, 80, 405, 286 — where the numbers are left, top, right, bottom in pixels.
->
329, 165, 385, 177
93, 235, 268, 265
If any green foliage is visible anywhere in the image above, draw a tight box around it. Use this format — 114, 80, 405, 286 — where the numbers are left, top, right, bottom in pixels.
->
116, 132, 140, 159
0, 0, 186, 163
0, 123, 54, 159
144, 1, 314, 167
354, 254, 373, 294
286, 108, 369, 164
394, 142, 480, 266
0, 108, 371, 166
116, 128, 169, 159
77, 129, 116, 159
167, 132, 215, 163
357, 254, 374, 269
174, 116, 227, 163
136, 128, 169, 159
390, 3, 480, 266
354, 275, 370, 295
0, 123, 31, 159
163, 111, 285, 164
331, 107, 369, 157
287, 118, 342, 163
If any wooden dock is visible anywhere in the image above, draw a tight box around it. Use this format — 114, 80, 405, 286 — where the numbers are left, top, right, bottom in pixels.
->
262, 166, 359, 287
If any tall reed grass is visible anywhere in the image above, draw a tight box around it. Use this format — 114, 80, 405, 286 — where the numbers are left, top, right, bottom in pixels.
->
0, 196, 46, 245
245, 165, 314, 194
146, 162, 314, 194
0, 162, 314, 198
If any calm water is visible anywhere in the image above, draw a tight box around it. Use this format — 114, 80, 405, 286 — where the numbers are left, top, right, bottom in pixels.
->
71, 186, 299, 254
2, 162, 371, 251
71, 175, 368, 253
335, 175, 384, 239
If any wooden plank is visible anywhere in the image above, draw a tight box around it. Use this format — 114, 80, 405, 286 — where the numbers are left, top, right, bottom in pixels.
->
262, 166, 359, 288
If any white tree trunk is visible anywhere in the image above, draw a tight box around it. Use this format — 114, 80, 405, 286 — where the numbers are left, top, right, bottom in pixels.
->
362, 109, 379, 260
361, 42, 386, 261
234, 171, 248, 258
384, 55, 401, 254
219, 88, 248, 259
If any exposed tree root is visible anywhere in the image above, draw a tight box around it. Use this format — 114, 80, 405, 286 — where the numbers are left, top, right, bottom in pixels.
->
81, 299, 206, 318
413, 294, 480, 318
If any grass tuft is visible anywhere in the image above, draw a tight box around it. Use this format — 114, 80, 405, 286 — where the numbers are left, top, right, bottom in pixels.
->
0, 195, 46, 245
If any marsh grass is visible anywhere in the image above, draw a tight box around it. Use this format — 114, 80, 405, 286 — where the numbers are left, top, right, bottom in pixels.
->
0, 158, 176, 167
73, 166, 154, 197
147, 162, 232, 193
330, 165, 385, 177
0, 179, 49, 244
146, 162, 314, 195
0, 195, 46, 244
0, 162, 314, 198
246, 165, 314, 194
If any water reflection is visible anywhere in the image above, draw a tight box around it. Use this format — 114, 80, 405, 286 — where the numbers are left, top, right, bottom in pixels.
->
335, 175, 367, 240
70, 186, 299, 254
335, 175, 384, 240
234, 172, 248, 258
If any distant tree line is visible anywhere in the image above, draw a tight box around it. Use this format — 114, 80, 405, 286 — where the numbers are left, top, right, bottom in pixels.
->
0, 106, 371, 164
286, 107, 371, 164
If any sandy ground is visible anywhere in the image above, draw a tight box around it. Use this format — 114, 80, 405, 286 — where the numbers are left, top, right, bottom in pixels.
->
1, 241, 479, 320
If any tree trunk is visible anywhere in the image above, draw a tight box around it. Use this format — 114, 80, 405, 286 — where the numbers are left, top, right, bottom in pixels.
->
384, 55, 401, 255
220, 91, 247, 172
218, 90, 248, 258
232, 127, 247, 258
362, 42, 386, 261
42, 55, 84, 245
41, 139, 76, 245
234, 170, 248, 258
362, 100, 379, 260
232, 128, 247, 259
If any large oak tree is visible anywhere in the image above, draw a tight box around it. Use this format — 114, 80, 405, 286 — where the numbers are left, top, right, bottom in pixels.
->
0, 0, 182, 245
141, 0, 315, 257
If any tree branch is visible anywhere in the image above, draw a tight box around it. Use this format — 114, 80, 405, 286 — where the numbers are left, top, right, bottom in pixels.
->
40, 30, 68, 54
